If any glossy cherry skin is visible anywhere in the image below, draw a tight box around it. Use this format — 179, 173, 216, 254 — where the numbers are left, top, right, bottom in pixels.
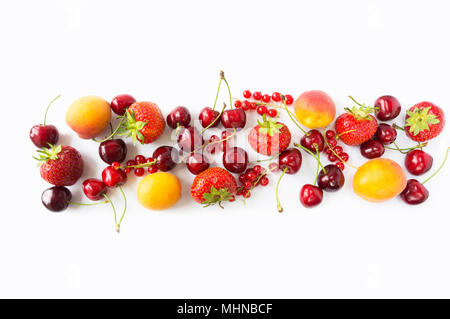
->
360, 139, 385, 159
300, 129, 325, 153
82, 178, 107, 201
400, 179, 429, 205
223, 147, 248, 174
375, 123, 397, 145
374, 95, 401, 121
278, 148, 302, 174
177, 126, 204, 153
41, 186, 72, 212
99, 139, 127, 164
166, 106, 191, 129
199, 107, 220, 128
317, 164, 345, 192
111, 94, 136, 115
153, 146, 179, 171
405, 150, 433, 175
186, 153, 210, 175
101, 166, 127, 187
221, 109, 246, 129
30, 124, 59, 148
300, 184, 323, 207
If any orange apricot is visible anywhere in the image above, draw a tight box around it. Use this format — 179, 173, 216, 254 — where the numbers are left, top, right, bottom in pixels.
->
293, 90, 336, 129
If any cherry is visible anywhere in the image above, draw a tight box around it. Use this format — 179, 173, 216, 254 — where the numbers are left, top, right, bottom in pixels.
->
199, 107, 220, 128
102, 166, 127, 187
82, 179, 107, 201
374, 95, 401, 121
400, 179, 429, 205
166, 106, 191, 129
220, 129, 234, 153
221, 109, 246, 129
375, 123, 397, 145
205, 135, 220, 154
177, 126, 204, 153
317, 164, 345, 192
300, 130, 325, 153
41, 186, 72, 212
360, 140, 385, 159
300, 184, 323, 207
243, 90, 252, 99
187, 153, 210, 175
223, 147, 248, 174
278, 148, 302, 174
30, 95, 61, 148
110, 94, 136, 115
405, 150, 433, 175
153, 146, 179, 171
99, 139, 127, 164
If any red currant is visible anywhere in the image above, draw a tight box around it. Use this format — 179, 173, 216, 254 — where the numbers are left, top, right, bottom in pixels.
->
148, 165, 158, 174
126, 159, 137, 167
328, 153, 338, 162
250, 102, 257, 110
239, 174, 246, 183
112, 161, 120, 170
267, 109, 278, 117
246, 171, 256, 181
336, 162, 345, 171
124, 168, 132, 174
328, 139, 337, 147
260, 176, 269, 186
253, 165, 262, 174
236, 189, 244, 196
234, 100, 242, 108
257, 105, 268, 115
244, 181, 253, 190
325, 130, 335, 140
324, 146, 332, 155
262, 94, 270, 103
272, 92, 281, 102
134, 167, 144, 176
334, 146, 343, 155
242, 100, 251, 111
135, 155, 146, 164
285, 94, 294, 105
340, 153, 349, 161
253, 91, 262, 100
243, 90, 252, 99
229, 195, 236, 202
243, 191, 251, 198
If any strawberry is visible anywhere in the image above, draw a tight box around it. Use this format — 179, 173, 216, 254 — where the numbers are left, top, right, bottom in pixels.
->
404, 102, 445, 142
248, 115, 291, 155
335, 97, 378, 146
34, 145, 83, 186
191, 167, 237, 207
119, 101, 165, 144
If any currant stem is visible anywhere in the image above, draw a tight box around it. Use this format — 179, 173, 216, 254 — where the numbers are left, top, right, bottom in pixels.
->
92, 118, 124, 143
103, 193, 118, 231
125, 160, 157, 170
293, 143, 325, 171
116, 185, 127, 233
422, 147, 450, 185
201, 102, 227, 134
69, 200, 108, 206
43, 94, 61, 126
282, 96, 307, 134
322, 138, 358, 170
275, 167, 288, 213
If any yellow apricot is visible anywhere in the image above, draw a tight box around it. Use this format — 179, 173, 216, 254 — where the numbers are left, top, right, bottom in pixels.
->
137, 172, 181, 210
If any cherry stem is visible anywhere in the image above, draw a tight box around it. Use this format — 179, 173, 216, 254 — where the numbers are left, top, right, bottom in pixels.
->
201, 102, 227, 134
43, 94, 61, 126
250, 153, 280, 163
69, 200, 108, 206
103, 193, 118, 232
92, 118, 124, 143
348, 95, 363, 107
386, 142, 427, 154
282, 96, 307, 134
393, 123, 405, 131
116, 185, 127, 233
222, 72, 233, 110
293, 143, 325, 172
422, 147, 450, 185
211, 77, 223, 111
313, 148, 321, 186
275, 167, 288, 213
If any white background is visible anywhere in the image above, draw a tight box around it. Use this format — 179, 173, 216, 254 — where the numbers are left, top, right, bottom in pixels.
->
1, 0, 449, 298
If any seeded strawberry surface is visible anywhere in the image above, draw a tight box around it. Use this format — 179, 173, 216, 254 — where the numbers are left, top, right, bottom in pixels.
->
335, 113, 377, 146
123, 102, 165, 144
405, 102, 445, 142
40, 146, 83, 186
248, 121, 291, 156
191, 167, 237, 205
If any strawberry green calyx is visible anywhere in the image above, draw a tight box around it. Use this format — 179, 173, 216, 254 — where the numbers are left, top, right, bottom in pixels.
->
257, 114, 283, 137
117, 110, 148, 145
202, 186, 233, 208
33, 144, 62, 166
346, 96, 375, 120
405, 106, 440, 136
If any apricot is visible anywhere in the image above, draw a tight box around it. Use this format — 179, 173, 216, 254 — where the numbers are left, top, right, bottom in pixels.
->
66, 96, 111, 139
353, 158, 407, 202
293, 90, 336, 129
137, 172, 181, 210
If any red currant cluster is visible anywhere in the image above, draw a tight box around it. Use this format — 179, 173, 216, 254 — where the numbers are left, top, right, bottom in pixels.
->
235, 165, 270, 199
121, 154, 158, 177
323, 130, 350, 171
234, 90, 294, 118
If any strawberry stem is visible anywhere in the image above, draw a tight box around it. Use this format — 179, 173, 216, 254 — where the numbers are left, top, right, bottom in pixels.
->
422, 147, 450, 185
276, 167, 288, 213
43, 95, 61, 126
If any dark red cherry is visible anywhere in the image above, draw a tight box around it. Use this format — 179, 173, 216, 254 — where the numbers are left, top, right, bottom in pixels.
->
221, 109, 246, 129
186, 153, 210, 175
360, 139, 385, 159
101, 166, 127, 187
111, 94, 136, 115
199, 107, 220, 128
278, 148, 302, 174
300, 184, 323, 207
300, 129, 325, 153
166, 106, 191, 129
223, 147, 248, 174
317, 164, 345, 192
30, 124, 59, 148
374, 95, 401, 121
82, 178, 107, 201
400, 179, 429, 205
375, 123, 397, 145
41, 186, 72, 212
177, 126, 204, 153
153, 146, 179, 171
405, 150, 433, 175
98, 139, 127, 164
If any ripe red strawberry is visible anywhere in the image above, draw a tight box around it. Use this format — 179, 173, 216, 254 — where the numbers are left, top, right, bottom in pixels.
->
119, 101, 165, 144
35, 145, 83, 186
335, 97, 378, 146
405, 102, 445, 142
248, 115, 291, 155
191, 167, 237, 207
